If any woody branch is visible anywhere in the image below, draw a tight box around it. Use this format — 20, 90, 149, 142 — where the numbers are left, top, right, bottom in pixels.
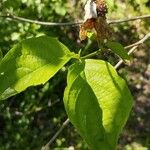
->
0, 13, 150, 26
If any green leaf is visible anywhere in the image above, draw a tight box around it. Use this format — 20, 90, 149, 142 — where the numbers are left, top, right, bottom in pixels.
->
64, 62, 106, 149
0, 36, 76, 100
106, 41, 130, 60
87, 32, 96, 40
64, 59, 133, 150
106, 0, 115, 10
0, 49, 3, 61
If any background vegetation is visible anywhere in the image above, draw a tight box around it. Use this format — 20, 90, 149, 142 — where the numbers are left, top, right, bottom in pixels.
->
0, 0, 150, 149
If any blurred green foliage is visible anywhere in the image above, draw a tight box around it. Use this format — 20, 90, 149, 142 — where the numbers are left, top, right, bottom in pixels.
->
0, 0, 150, 149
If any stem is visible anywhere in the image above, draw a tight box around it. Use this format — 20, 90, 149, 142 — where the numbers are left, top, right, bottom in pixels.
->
125, 33, 150, 49
81, 33, 150, 60
42, 118, 70, 150
115, 33, 150, 69
0, 14, 81, 26
81, 49, 101, 59
0, 14, 150, 26
108, 14, 150, 24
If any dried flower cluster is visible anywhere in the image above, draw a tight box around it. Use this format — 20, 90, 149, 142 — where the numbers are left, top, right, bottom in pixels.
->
79, 0, 110, 42
94, 0, 108, 18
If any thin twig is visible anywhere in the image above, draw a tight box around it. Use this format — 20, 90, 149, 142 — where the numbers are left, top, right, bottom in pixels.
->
108, 14, 150, 24
42, 118, 70, 150
125, 33, 150, 49
0, 14, 150, 26
0, 14, 82, 26
115, 33, 150, 69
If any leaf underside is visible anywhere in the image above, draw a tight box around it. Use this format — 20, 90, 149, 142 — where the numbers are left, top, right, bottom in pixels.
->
64, 59, 133, 150
106, 41, 130, 60
0, 36, 76, 100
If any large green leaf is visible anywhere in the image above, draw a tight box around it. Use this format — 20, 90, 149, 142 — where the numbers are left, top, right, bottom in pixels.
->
64, 59, 133, 150
106, 41, 130, 60
64, 62, 107, 149
0, 36, 76, 100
